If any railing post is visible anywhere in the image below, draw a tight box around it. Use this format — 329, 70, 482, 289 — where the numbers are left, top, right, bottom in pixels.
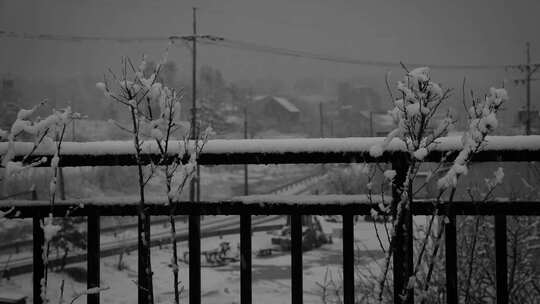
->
291, 214, 303, 304
32, 190, 44, 304
342, 213, 355, 304
189, 215, 201, 304
138, 212, 152, 304
88, 207, 100, 304
495, 214, 508, 304
240, 215, 252, 304
391, 155, 412, 304
445, 206, 457, 304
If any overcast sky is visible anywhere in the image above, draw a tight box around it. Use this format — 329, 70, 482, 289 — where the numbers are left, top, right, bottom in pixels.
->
1, 0, 539, 102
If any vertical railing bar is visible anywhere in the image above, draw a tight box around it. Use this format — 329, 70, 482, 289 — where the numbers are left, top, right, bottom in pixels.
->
240, 214, 252, 304
342, 213, 355, 304
445, 207, 457, 304
291, 214, 303, 304
189, 215, 201, 304
392, 154, 411, 304
495, 214, 508, 304
87, 207, 100, 304
137, 212, 151, 304
404, 201, 414, 304
32, 188, 44, 304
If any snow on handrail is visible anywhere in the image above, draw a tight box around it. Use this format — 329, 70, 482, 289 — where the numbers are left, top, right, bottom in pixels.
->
0, 194, 383, 208
1, 135, 540, 166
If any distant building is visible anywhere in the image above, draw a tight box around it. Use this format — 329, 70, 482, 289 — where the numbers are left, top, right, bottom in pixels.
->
363, 111, 395, 136
1, 74, 16, 104
334, 83, 383, 136
0, 74, 20, 129
515, 109, 540, 134
337, 83, 382, 111
252, 95, 301, 132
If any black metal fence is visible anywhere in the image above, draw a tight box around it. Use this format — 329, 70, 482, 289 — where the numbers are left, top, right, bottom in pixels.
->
1, 136, 539, 304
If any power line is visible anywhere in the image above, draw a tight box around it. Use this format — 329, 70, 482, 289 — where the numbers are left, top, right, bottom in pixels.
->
2, 28, 534, 70
0, 29, 171, 43
196, 36, 524, 70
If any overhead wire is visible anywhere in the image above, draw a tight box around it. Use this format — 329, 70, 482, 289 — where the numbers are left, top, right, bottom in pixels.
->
1, 29, 533, 70
198, 37, 521, 70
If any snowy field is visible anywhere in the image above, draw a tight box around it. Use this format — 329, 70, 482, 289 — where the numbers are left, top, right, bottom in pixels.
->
0, 219, 390, 304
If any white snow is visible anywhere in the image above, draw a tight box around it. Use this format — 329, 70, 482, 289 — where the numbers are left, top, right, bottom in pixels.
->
493, 167, 504, 184
350, 163, 370, 175
413, 148, 428, 160
1, 136, 540, 159
96, 82, 107, 93
0, 219, 391, 304
41, 214, 61, 242
17, 108, 37, 120
408, 67, 430, 83
231, 194, 386, 205
383, 170, 397, 181
0, 192, 381, 208
5, 161, 25, 176
369, 144, 384, 157
273, 97, 300, 113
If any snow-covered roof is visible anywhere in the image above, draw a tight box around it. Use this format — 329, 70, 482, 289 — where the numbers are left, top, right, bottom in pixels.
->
297, 95, 334, 104
252, 95, 300, 113
272, 97, 300, 113
252, 95, 268, 102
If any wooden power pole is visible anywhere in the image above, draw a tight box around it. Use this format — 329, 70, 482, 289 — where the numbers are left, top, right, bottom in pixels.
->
319, 102, 324, 137
511, 42, 540, 135
244, 89, 250, 195
188, 7, 201, 304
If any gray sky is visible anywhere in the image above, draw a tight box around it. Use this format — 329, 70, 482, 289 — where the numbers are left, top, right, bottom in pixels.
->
1, 0, 539, 99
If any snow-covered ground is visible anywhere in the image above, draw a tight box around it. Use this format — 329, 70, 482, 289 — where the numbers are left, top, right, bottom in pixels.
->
0, 219, 389, 304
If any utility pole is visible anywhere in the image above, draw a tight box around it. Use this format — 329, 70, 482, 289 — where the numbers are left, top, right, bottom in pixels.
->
189, 7, 201, 304
244, 89, 250, 195
526, 42, 531, 135
319, 102, 324, 137
188, 6, 197, 199
169, 17, 225, 304
511, 42, 540, 135
369, 111, 373, 137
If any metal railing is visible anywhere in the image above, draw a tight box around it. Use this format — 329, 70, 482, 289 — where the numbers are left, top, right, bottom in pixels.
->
1, 136, 539, 304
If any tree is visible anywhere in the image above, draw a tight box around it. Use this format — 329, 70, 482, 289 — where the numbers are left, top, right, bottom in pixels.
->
199, 65, 225, 100
97, 54, 210, 304
144, 60, 178, 88
0, 99, 83, 303
317, 67, 510, 303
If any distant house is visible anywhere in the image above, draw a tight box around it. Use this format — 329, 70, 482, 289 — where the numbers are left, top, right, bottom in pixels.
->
333, 84, 383, 136
252, 96, 301, 131
337, 83, 382, 111
361, 111, 395, 136
0, 74, 20, 129
515, 109, 540, 134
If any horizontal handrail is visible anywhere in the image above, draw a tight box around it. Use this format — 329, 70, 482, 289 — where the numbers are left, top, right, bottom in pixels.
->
2, 135, 540, 166
2, 135, 539, 304
1, 195, 539, 216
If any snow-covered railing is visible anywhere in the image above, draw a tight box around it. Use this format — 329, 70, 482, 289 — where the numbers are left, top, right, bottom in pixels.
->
2, 135, 540, 166
2, 194, 540, 304
2, 136, 540, 304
